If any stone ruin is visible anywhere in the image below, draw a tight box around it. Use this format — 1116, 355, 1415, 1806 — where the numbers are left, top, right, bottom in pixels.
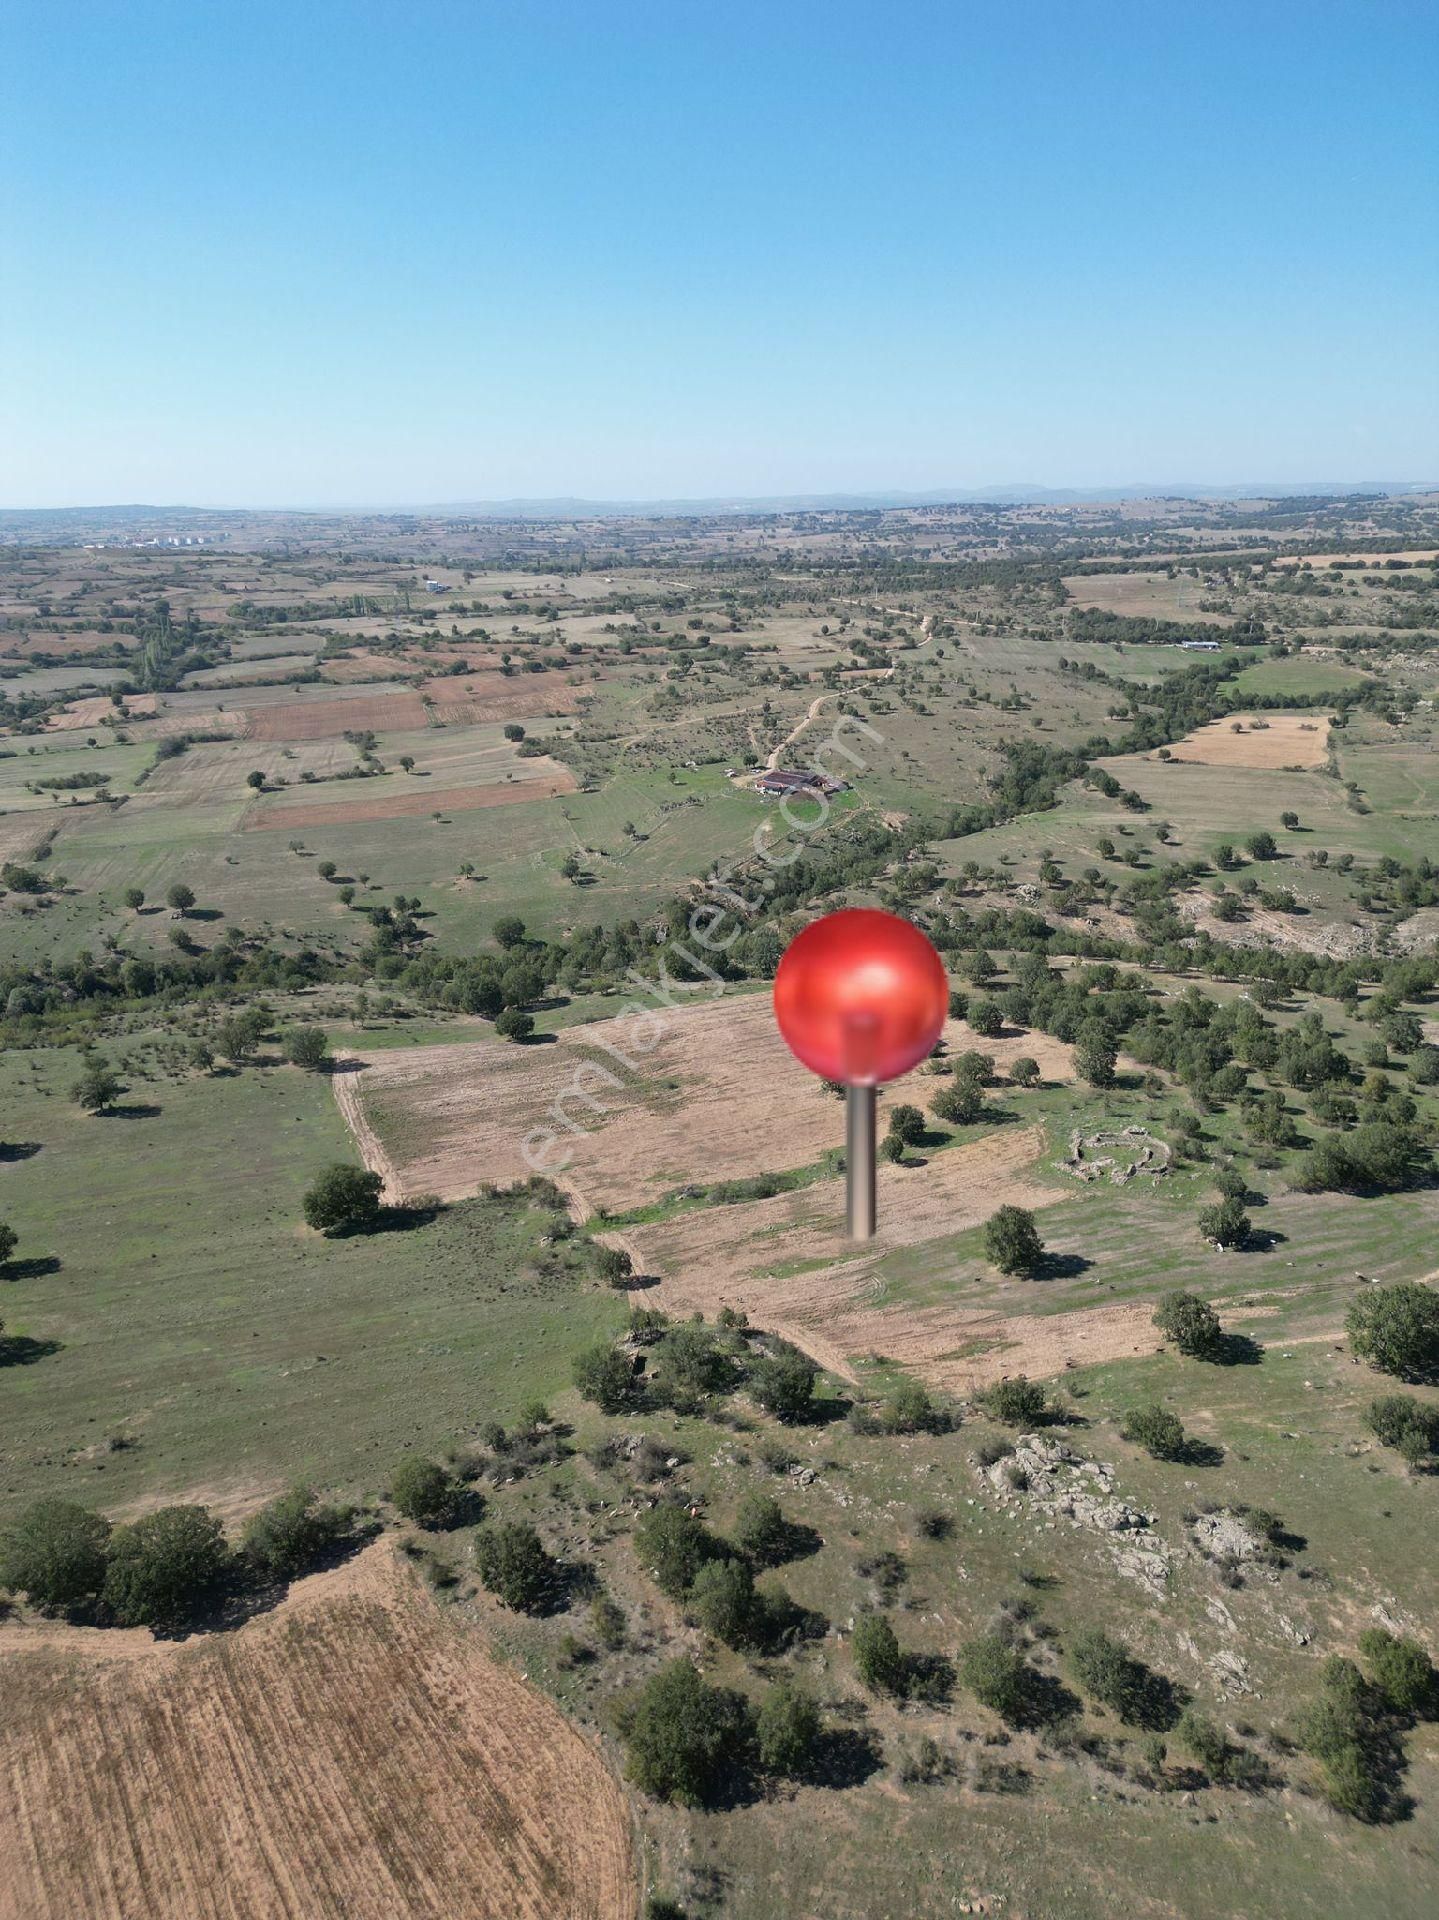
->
1061, 1125, 1171, 1186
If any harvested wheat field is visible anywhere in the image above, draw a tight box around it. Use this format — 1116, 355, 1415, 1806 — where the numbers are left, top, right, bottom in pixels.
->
46, 693, 160, 730
1159, 711, 1330, 768
337, 995, 1074, 1213
0, 1543, 634, 1920
244, 766, 576, 830
618, 1123, 1066, 1383
417, 673, 582, 725
246, 693, 432, 740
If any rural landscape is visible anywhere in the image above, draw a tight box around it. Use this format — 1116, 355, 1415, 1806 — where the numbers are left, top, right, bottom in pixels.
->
2, 489, 1438, 1918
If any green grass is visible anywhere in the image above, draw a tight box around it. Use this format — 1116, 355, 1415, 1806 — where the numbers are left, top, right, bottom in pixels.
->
0, 1046, 625, 1510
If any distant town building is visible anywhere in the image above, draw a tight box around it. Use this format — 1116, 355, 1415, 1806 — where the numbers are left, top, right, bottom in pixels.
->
1179, 638, 1220, 651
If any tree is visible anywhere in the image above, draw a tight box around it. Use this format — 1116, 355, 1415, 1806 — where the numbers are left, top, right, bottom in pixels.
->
1364, 1394, 1439, 1465
166, 881, 196, 913
102, 1505, 230, 1631
853, 1610, 905, 1693
303, 1164, 383, 1234
689, 1557, 763, 1649
246, 769, 266, 790
560, 852, 582, 882
389, 1457, 461, 1528
474, 1522, 555, 1612
0, 1498, 111, 1613
593, 1244, 633, 1288
1121, 1403, 1188, 1461
967, 998, 1004, 1039
958, 1633, 1029, 1722
493, 915, 526, 949
1010, 1055, 1040, 1088
503, 723, 525, 742
283, 1026, 329, 1070
217, 1009, 266, 1062
1357, 1628, 1437, 1717
188, 1038, 215, 1073
1281, 810, 1300, 831
634, 1504, 716, 1598
1068, 1627, 1177, 1728
1198, 1197, 1250, 1249
495, 1008, 534, 1042
572, 1340, 635, 1414
886, 1103, 925, 1147
621, 1658, 754, 1806
1297, 1121, 1430, 1195
242, 1485, 352, 1580
976, 1376, 1050, 1425
654, 1322, 734, 1397
317, 860, 338, 881
748, 1349, 817, 1422
1347, 1283, 1439, 1381
71, 1062, 121, 1113
931, 1078, 984, 1125
1075, 1025, 1117, 1087
880, 1132, 905, 1164
398, 755, 415, 772
1246, 831, 1277, 861
0, 1220, 15, 1269
123, 887, 145, 911
734, 1493, 789, 1566
1154, 1290, 1224, 1358
984, 1205, 1044, 1275
756, 1679, 822, 1777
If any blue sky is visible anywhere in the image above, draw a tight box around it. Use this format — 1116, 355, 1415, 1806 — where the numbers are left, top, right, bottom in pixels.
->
3, 0, 1436, 506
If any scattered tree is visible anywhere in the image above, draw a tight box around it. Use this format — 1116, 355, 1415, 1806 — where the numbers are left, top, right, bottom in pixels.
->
1154, 1290, 1224, 1358
283, 1027, 330, 1070
303, 1164, 384, 1234
0, 1498, 111, 1613
389, 1457, 462, 1528
983, 1205, 1045, 1275
1347, 1283, 1439, 1381
620, 1658, 754, 1807
1121, 1403, 1188, 1460
102, 1505, 230, 1631
474, 1522, 556, 1612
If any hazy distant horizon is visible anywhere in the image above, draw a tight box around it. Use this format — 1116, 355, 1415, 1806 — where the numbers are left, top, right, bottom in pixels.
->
4, 479, 1438, 521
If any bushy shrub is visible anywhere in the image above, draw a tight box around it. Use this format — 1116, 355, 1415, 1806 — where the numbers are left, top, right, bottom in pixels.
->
389, 1457, 463, 1528
633, 1504, 718, 1598
0, 1499, 111, 1613
474, 1522, 556, 1612
1357, 1628, 1437, 1717
103, 1505, 230, 1631
747, 1349, 817, 1422
1068, 1627, 1179, 1729
983, 1206, 1044, 1275
1154, 1290, 1224, 1358
1198, 1197, 1250, 1249
756, 1679, 821, 1777
572, 1340, 635, 1413
733, 1493, 789, 1566
976, 1377, 1050, 1426
621, 1658, 754, 1806
1121, 1403, 1187, 1461
958, 1633, 1030, 1723
853, 1610, 905, 1693
1347, 1283, 1439, 1381
1364, 1394, 1439, 1464
242, 1485, 353, 1579
689, 1557, 764, 1649
303, 1164, 383, 1234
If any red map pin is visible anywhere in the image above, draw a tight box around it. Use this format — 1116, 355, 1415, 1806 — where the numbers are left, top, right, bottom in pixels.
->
774, 908, 949, 1239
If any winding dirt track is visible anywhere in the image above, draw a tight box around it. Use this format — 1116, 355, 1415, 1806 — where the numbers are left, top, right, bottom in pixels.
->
0, 1545, 635, 1920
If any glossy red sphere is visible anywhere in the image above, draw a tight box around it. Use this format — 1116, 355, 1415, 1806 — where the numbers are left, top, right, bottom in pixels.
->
773, 908, 949, 1086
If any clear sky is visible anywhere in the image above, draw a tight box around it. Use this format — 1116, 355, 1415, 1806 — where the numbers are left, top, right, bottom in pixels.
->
3, 0, 1436, 507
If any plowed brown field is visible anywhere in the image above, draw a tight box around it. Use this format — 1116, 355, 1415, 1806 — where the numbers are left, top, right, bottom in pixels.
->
246, 694, 431, 739
0, 1544, 634, 1920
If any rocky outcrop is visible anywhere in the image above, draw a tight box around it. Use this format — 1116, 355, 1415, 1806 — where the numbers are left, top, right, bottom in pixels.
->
983, 1434, 1172, 1597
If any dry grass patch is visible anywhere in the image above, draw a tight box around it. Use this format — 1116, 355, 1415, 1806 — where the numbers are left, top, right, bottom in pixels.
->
1158, 711, 1330, 769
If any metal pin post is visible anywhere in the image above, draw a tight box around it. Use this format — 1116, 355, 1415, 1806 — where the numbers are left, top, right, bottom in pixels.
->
846, 1083, 877, 1240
